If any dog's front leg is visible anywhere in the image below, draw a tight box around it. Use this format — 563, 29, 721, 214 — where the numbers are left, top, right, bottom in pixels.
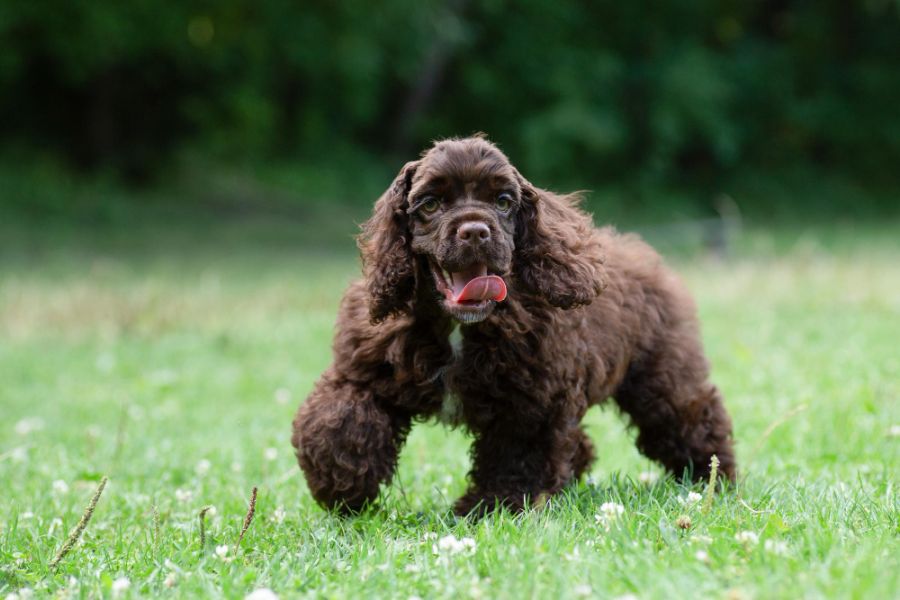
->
291, 372, 411, 513
454, 416, 581, 517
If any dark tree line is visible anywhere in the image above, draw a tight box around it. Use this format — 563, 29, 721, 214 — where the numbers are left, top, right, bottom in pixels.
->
1, 0, 898, 189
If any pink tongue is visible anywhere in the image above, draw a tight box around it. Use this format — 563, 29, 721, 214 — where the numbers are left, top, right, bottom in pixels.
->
455, 275, 508, 303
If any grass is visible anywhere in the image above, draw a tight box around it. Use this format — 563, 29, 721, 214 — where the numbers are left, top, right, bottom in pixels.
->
0, 208, 898, 599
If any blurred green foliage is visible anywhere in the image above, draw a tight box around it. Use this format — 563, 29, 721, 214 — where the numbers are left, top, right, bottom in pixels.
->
1, 1, 899, 203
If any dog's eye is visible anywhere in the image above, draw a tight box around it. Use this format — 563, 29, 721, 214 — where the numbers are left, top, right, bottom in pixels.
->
419, 196, 440, 214
495, 192, 513, 211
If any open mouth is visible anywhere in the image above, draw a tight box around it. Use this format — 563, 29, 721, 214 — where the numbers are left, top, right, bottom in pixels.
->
429, 260, 507, 322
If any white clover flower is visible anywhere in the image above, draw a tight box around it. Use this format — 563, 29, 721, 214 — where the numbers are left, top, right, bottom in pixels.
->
175, 489, 194, 503
47, 517, 63, 536
205, 506, 217, 518
148, 369, 178, 386
735, 531, 759, 545
574, 584, 593, 597
271, 506, 287, 524
6, 588, 34, 600
638, 471, 659, 484
19, 512, 34, 520
695, 550, 710, 563
274, 388, 292, 405
10, 446, 28, 463
264, 448, 278, 461
163, 573, 177, 588
195, 459, 211, 476
600, 501, 625, 518
231, 461, 243, 473
245, 588, 279, 600
215, 545, 230, 560
435, 534, 460, 554
111, 577, 130, 596
564, 547, 581, 562
764, 539, 789, 556
469, 583, 484, 599
14, 417, 44, 435
95, 353, 116, 373
889, 424, 900, 437
433, 534, 476, 555
52, 480, 69, 494
595, 501, 625, 529
680, 491, 703, 506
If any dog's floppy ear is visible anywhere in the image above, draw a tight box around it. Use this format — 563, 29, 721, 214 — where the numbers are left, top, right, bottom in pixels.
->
358, 160, 419, 323
513, 171, 606, 308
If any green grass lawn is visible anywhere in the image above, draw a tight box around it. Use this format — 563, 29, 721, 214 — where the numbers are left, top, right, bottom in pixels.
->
1, 216, 898, 599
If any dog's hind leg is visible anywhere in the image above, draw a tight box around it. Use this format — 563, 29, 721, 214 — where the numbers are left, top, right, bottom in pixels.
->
613, 340, 736, 483
291, 373, 411, 513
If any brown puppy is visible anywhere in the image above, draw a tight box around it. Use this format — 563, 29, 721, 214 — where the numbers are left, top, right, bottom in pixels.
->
292, 136, 735, 515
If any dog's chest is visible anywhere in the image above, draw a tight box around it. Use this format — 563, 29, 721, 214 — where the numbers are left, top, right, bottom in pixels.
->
436, 325, 465, 426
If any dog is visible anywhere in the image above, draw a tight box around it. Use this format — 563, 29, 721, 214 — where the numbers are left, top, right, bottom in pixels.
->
291, 135, 735, 515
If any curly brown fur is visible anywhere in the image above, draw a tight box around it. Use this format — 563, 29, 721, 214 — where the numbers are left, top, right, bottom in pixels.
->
291, 136, 735, 516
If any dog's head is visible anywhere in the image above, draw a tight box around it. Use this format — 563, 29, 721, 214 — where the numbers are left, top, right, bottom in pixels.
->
359, 136, 606, 324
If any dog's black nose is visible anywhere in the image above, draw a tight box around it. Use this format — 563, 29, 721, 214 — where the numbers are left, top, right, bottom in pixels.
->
457, 221, 491, 244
